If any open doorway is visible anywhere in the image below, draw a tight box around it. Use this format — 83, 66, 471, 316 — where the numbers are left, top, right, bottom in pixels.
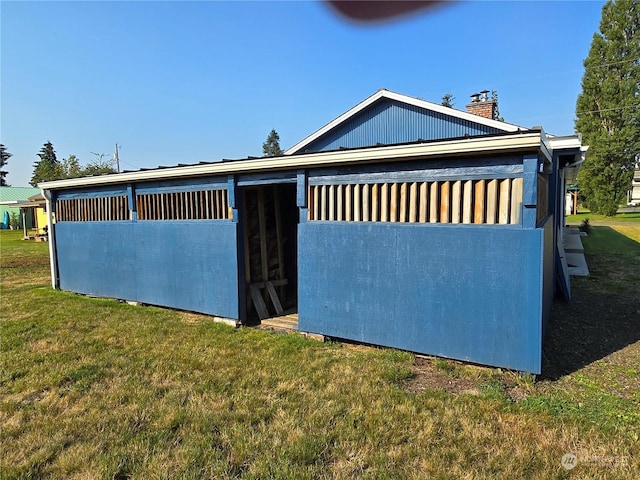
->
241, 183, 298, 324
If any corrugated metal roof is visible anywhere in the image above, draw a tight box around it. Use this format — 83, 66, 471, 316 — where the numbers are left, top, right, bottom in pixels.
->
0, 187, 41, 202
40, 131, 547, 190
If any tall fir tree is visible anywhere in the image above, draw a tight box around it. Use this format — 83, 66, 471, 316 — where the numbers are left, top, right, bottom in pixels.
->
0, 144, 11, 186
575, 0, 640, 216
262, 129, 283, 157
30, 141, 62, 186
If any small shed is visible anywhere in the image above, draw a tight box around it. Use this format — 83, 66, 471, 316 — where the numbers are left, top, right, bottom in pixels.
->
40, 90, 587, 374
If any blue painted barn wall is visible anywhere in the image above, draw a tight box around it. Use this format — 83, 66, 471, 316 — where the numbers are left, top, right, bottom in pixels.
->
55, 220, 239, 318
302, 99, 504, 152
298, 222, 544, 373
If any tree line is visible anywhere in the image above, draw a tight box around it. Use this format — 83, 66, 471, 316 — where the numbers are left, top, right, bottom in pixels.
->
0, 142, 117, 187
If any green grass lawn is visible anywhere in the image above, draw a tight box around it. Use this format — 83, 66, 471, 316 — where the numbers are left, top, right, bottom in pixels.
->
1, 230, 639, 479
566, 211, 640, 224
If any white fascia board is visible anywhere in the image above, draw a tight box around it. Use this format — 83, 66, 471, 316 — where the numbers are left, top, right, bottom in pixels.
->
39, 133, 542, 191
547, 134, 583, 150
284, 89, 523, 155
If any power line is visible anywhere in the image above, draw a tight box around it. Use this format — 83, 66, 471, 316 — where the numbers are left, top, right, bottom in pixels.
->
577, 104, 639, 115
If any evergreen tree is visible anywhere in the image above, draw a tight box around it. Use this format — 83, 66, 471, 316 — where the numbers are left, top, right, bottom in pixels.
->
30, 141, 62, 186
441, 93, 455, 108
575, 0, 640, 216
262, 129, 283, 157
0, 144, 11, 186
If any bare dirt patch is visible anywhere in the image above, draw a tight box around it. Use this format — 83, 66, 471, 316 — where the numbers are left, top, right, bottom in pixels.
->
405, 357, 481, 395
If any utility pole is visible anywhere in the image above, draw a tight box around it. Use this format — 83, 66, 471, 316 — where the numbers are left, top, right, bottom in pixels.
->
114, 143, 120, 173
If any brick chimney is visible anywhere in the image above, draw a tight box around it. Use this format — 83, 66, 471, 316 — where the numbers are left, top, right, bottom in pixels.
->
466, 90, 496, 120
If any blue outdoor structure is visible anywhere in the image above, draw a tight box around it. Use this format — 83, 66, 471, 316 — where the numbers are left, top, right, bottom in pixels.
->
40, 90, 586, 374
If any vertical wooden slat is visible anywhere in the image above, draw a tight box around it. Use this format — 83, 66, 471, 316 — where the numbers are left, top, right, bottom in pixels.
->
451, 180, 461, 224
313, 186, 319, 220
510, 177, 523, 224
171, 192, 177, 220
371, 184, 379, 222
308, 186, 313, 221
345, 184, 352, 221
213, 190, 219, 219
499, 178, 511, 224
320, 185, 327, 221
381, 183, 389, 222
329, 185, 335, 221
408, 182, 417, 223
399, 182, 407, 222
419, 182, 428, 223
362, 184, 370, 221
192, 191, 197, 219
193, 191, 198, 219
462, 180, 473, 224
474, 180, 486, 224
336, 184, 344, 221
486, 179, 498, 224
390, 183, 398, 222
223, 189, 229, 219
184, 192, 189, 220
353, 184, 361, 221
429, 181, 439, 223
440, 181, 450, 223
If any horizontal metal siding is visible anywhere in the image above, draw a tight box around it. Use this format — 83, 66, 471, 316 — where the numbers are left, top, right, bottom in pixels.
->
298, 222, 543, 373
304, 99, 502, 152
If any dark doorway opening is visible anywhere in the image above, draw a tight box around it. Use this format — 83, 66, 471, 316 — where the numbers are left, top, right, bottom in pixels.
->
241, 184, 298, 324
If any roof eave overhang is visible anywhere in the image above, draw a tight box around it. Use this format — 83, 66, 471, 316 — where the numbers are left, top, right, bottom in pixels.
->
40, 132, 543, 191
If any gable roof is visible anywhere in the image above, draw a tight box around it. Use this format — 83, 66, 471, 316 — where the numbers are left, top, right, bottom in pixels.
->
285, 89, 524, 155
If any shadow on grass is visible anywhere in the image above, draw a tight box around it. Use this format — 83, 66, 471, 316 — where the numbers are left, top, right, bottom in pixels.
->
541, 227, 640, 380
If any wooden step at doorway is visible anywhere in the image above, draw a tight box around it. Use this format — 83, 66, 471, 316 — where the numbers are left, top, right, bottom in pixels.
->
260, 313, 299, 332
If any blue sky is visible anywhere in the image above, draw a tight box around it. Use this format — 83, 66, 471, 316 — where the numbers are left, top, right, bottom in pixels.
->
2, 0, 605, 187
